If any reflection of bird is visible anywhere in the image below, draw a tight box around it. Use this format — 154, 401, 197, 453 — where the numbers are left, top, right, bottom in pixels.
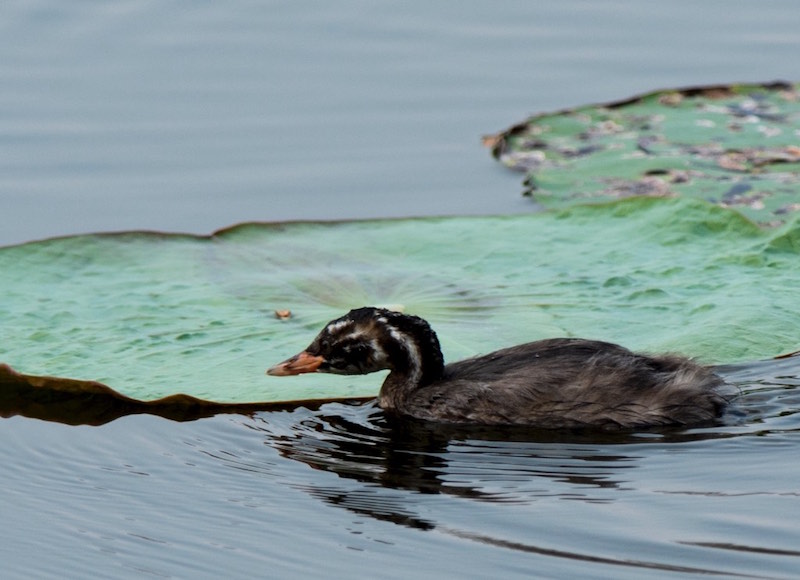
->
268, 307, 731, 429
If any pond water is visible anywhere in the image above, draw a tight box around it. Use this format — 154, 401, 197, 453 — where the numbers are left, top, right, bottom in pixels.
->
2, 0, 799, 246
3, 356, 800, 578
3, 1, 800, 579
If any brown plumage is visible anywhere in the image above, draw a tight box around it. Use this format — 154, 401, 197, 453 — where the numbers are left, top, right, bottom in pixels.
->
267, 307, 733, 429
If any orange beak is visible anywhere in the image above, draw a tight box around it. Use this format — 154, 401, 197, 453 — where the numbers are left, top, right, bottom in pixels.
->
266, 351, 325, 376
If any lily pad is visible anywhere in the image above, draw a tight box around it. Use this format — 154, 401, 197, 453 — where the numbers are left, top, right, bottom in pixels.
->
2, 196, 800, 404
487, 81, 800, 225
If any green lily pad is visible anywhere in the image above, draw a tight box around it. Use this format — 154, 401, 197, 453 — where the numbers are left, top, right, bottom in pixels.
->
488, 81, 800, 225
2, 196, 800, 404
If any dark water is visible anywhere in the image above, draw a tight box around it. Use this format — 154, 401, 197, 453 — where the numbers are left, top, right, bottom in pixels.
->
3, 356, 800, 578
3, 1, 800, 578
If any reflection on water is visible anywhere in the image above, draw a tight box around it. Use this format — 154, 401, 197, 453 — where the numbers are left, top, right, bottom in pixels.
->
261, 401, 642, 505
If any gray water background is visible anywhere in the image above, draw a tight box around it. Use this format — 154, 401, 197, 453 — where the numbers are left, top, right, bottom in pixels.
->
2, 1, 798, 246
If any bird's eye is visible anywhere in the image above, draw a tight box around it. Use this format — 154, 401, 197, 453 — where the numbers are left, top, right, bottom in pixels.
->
343, 343, 368, 357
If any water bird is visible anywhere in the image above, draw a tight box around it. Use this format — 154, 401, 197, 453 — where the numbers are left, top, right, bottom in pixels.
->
267, 307, 732, 429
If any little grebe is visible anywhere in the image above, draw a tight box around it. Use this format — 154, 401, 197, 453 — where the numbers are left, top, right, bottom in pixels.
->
267, 307, 732, 429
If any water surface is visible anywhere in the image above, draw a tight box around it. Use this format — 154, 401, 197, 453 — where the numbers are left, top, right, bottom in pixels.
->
2, 0, 799, 246
3, 356, 799, 578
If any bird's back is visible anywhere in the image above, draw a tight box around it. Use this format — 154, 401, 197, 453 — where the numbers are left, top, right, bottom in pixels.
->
398, 339, 731, 428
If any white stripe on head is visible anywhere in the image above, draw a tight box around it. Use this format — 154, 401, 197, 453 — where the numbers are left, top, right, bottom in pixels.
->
326, 319, 353, 334
386, 325, 422, 385
368, 338, 388, 366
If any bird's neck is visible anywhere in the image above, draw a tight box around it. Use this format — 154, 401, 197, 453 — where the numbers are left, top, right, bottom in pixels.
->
376, 316, 444, 411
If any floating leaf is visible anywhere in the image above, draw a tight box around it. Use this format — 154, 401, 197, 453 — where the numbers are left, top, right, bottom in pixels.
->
2, 197, 800, 404
488, 81, 800, 225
